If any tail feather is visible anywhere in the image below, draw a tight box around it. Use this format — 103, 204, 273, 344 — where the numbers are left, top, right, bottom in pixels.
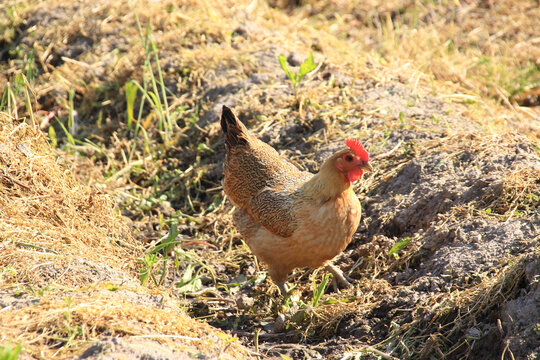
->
221, 105, 249, 147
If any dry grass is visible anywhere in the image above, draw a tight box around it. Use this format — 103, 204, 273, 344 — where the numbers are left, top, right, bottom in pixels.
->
0, 112, 138, 286
289, 0, 540, 140
390, 252, 533, 358
2, 289, 249, 359
1, 0, 539, 358
481, 166, 540, 217
0, 112, 249, 359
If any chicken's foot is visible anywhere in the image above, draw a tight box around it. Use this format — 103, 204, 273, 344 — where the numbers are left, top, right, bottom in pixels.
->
326, 264, 355, 290
276, 281, 290, 296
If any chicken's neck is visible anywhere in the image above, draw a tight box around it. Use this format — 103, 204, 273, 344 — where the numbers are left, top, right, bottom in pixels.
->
302, 161, 352, 200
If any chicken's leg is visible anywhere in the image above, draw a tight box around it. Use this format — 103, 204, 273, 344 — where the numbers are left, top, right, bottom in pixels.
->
276, 281, 289, 296
326, 264, 355, 289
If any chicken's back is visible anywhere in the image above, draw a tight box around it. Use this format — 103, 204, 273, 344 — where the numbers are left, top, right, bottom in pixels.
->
221, 106, 306, 209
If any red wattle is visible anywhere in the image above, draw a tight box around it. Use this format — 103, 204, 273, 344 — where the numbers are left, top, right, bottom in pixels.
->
347, 168, 364, 182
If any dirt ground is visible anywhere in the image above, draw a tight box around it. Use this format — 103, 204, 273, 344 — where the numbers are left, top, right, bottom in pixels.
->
1, 0, 539, 359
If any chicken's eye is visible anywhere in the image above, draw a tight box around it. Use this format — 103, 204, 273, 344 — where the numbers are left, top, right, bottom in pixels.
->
344, 154, 354, 162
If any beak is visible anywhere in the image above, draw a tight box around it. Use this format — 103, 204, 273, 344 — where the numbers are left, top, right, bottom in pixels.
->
360, 161, 373, 172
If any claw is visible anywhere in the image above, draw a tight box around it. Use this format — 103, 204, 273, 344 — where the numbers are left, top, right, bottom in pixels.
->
326, 263, 355, 290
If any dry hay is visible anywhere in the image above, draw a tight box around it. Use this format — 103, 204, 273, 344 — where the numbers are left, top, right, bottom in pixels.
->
289, 0, 540, 140
0, 113, 139, 287
2, 289, 249, 359
481, 166, 540, 217
0, 113, 250, 359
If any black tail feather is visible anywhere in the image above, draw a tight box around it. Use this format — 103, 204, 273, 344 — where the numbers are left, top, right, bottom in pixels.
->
221, 105, 248, 147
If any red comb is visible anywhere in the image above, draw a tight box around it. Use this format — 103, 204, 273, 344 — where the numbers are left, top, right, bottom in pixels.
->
345, 138, 369, 160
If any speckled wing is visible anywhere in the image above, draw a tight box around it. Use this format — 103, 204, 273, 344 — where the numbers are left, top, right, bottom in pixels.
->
246, 172, 312, 238
247, 188, 297, 237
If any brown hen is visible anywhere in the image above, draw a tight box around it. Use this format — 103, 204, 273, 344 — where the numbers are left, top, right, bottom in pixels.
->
221, 106, 372, 294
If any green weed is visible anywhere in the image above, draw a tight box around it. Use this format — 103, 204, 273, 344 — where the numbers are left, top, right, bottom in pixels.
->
123, 9, 179, 162
175, 262, 203, 294
27, 285, 54, 297
509, 63, 540, 96
312, 272, 332, 307
67, 87, 76, 136
139, 253, 159, 286
388, 237, 411, 259
0, 73, 36, 123
138, 228, 177, 287
1, 266, 17, 280
140, 225, 182, 287
59, 296, 85, 348
278, 51, 317, 99
0, 343, 22, 360
137, 225, 216, 292
48, 126, 57, 147
173, 246, 216, 294
55, 119, 76, 146
0, 83, 17, 117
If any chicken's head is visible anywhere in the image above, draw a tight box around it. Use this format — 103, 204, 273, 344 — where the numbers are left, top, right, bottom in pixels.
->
334, 139, 373, 182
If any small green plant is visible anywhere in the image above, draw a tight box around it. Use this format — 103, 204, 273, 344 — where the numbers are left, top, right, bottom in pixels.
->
139, 253, 159, 285
8, 45, 37, 83
509, 62, 540, 96
33, 285, 54, 297
60, 296, 85, 347
137, 224, 216, 291
388, 237, 412, 259
139, 224, 181, 287
0, 343, 22, 360
278, 51, 317, 98
67, 87, 76, 136
175, 262, 203, 294
312, 272, 332, 307
0, 74, 37, 127
0, 83, 17, 116
48, 126, 57, 147
55, 119, 76, 146
173, 246, 216, 295
279, 271, 333, 330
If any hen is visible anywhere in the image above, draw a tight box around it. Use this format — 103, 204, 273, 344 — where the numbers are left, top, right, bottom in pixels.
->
221, 106, 372, 294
